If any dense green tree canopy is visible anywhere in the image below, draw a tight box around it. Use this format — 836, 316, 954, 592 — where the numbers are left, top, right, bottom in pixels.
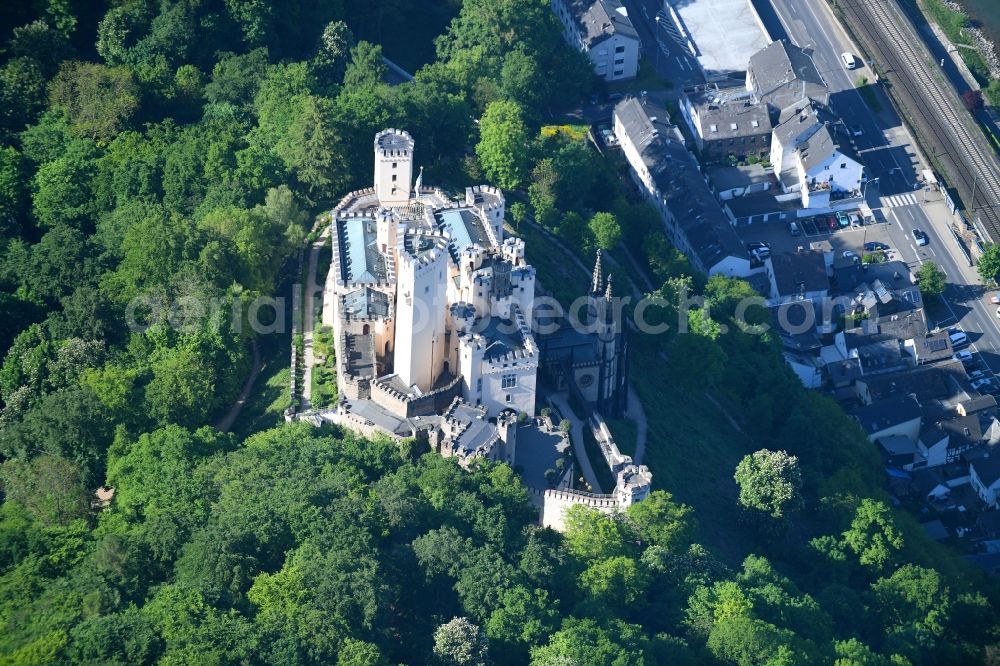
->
0, 1, 997, 663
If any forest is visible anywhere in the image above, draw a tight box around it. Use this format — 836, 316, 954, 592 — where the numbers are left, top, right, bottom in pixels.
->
0, 0, 999, 663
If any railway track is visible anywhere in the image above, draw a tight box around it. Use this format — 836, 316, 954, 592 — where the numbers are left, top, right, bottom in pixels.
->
840, 0, 1000, 242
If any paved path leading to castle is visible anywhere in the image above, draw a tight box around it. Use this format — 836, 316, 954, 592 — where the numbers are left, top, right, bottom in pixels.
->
548, 392, 604, 494
626, 385, 647, 465
300, 240, 324, 409
215, 340, 261, 433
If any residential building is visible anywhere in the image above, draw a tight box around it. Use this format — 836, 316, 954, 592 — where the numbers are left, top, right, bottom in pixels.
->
551, 0, 639, 81
770, 100, 864, 209
971, 455, 1000, 508
679, 87, 773, 162
916, 413, 997, 469
764, 249, 829, 305
613, 96, 751, 277
746, 40, 829, 117
851, 394, 922, 444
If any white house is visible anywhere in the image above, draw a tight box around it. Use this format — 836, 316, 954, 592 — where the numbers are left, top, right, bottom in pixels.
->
551, 0, 640, 81
770, 101, 864, 209
971, 456, 1000, 508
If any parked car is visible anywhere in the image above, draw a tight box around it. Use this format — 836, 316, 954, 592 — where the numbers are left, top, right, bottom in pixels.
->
842, 52, 857, 69
751, 247, 771, 261
850, 124, 864, 137
843, 250, 857, 260
849, 213, 862, 227
864, 241, 889, 251
827, 216, 838, 232
836, 211, 850, 227
954, 350, 974, 364
913, 229, 929, 246
788, 221, 801, 236
969, 370, 990, 381
991, 294, 1000, 304
950, 330, 969, 347
971, 377, 996, 392
747, 241, 770, 251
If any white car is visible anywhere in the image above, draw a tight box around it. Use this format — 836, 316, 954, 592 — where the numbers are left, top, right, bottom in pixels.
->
950, 330, 969, 347
995, 306, 1000, 319
842, 52, 857, 69
954, 350, 974, 363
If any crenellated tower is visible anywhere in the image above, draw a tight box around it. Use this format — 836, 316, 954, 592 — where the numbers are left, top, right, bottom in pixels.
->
374, 129, 414, 207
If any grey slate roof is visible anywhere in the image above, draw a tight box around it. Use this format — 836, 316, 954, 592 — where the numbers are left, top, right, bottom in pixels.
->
343, 287, 391, 320
747, 40, 829, 112
337, 217, 387, 284
479, 316, 528, 362
797, 124, 837, 173
859, 365, 953, 403
768, 249, 829, 296
852, 394, 922, 435
684, 89, 773, 140
614, 96, 744, 272
565, 0, 638, 47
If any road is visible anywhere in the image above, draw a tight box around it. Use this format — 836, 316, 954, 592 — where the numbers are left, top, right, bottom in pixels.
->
621, 0, 705, 88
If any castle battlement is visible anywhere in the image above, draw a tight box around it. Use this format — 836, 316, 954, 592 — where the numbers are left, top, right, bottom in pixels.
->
332, 188, 379, 217
374, 128, 414, 157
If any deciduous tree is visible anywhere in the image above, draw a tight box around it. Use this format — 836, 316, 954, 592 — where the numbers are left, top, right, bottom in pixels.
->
733, 449, 803, 521
476, 99, 529, 190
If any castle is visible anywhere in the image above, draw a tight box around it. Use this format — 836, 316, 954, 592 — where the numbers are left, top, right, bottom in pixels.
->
322, 129, 537, 467
316, 129, 650, 528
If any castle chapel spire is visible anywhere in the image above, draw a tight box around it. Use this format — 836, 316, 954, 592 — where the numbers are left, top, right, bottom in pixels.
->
591, 249, 604, 295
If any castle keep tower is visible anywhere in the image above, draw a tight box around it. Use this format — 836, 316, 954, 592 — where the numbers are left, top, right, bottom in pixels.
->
393, 231, 449, 391
374, 129, 414, 207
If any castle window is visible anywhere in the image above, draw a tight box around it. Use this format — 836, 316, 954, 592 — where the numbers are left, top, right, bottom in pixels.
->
392, 162, 397, 168
392, 174, 397, 181
502, 374, 517, 389
505, 394, 512, 402
477, 378, 482, 393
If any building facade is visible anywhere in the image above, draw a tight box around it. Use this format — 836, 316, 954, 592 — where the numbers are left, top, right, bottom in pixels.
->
551, 0, 640, 81
324, 129, 538, 460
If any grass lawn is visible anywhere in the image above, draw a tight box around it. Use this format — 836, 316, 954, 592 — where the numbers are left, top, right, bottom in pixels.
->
513, 222, 590, 307
540, 124, 590, 141
311, 363, 338, 408
629, 337, 753, 564
233, 341, 291, 440
310, 326, 338, 409
583, 427, 617, 492
606, 417, 638, 458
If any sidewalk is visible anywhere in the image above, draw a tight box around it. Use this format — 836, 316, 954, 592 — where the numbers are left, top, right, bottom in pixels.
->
299, 240, 324, 409
548, 392, 604, 494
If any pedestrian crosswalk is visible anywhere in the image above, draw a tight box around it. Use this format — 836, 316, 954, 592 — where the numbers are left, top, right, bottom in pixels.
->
883, 193, 919, 208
